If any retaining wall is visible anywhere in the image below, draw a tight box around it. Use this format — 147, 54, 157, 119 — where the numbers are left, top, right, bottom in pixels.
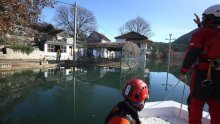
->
0, 47, 72, 60
0, 48, 45, 60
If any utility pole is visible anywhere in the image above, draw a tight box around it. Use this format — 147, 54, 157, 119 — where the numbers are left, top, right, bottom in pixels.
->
73, 2, 77, 62
165, 34, 175, 68
164, 34, 175, 90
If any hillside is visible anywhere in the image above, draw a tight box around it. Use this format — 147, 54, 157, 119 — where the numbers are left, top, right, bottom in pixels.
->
149, 28, 199, 59
173, 28, 198, 46
152, 28, 198, 53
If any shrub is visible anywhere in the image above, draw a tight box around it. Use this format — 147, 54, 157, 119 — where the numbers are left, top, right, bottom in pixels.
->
9, 45, 34, 55
0, 37, 6, 45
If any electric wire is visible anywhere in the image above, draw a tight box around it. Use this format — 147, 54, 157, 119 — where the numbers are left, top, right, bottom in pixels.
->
146, 79, 181, 108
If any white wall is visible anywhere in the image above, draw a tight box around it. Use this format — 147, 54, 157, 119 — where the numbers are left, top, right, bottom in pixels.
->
116, 39, 126, 42
44, 43, 73, 60
101, 39, 109, 43
139, 42, 147, 61
92, 48, 113, 59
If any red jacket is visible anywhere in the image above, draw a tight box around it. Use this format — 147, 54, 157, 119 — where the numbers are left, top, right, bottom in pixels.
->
181, 26, 220, 73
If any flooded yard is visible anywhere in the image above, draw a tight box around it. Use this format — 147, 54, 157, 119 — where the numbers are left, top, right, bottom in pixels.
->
0, 60, 192, 124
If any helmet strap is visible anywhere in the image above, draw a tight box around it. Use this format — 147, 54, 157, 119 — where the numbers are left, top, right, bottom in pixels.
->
202, 14, 220, 26
124, 101, 139, 112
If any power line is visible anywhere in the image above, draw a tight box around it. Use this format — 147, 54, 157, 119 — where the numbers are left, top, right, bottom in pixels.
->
96, 23, 115, 39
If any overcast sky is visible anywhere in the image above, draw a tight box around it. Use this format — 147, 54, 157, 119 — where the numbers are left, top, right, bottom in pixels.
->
41, 0, 219, 42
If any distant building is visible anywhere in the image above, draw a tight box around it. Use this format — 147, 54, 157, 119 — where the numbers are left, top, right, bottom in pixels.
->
85, 31, 152, 60
86, 31, 111, 43
85, 31, 113, 59
44, 32, 75, 60
115, 31, 151, 60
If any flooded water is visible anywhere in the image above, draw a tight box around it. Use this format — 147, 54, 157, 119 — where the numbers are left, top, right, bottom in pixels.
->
0, 60, 196, 124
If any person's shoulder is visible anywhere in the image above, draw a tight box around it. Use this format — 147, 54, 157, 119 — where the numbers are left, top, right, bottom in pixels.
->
108, 116, 130, 124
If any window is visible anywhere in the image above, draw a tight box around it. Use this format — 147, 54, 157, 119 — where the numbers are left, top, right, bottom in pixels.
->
60, 46, 66, 53
47, 44, 55, 52
62, 38, 67, 43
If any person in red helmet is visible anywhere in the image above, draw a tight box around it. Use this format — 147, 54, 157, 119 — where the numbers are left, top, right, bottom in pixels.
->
180, 4, 220, 124
104, 79, 149, 124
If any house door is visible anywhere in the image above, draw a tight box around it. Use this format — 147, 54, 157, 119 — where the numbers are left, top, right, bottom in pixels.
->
55, 45, 61, 52
69, 46, 73, 56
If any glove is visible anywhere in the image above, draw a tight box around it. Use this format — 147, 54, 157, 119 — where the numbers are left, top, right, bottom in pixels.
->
193, 13, 201, 28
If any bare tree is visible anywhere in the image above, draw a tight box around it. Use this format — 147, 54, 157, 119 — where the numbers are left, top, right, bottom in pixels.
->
55, 5, 97, 40
0, 0, 56, 36
119, 16, 153, 37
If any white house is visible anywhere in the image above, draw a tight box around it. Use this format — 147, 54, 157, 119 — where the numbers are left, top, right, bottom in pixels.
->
44, 35, 74, 60
86, 31, 113, 59
43, 31, 86, 60
115, 31, 150, 61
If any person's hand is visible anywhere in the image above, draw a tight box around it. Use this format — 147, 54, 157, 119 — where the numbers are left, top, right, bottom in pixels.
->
180, 73, 187, 82
193, 13, 201, 27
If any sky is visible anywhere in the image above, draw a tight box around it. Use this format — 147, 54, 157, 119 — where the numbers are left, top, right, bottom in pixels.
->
40, 0, 220, 43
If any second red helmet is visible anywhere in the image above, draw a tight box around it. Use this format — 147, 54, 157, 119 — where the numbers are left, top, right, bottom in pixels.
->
122, 79, 149, 103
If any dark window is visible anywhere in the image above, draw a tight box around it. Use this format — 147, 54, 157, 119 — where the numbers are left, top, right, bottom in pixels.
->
47, 44, 55, 52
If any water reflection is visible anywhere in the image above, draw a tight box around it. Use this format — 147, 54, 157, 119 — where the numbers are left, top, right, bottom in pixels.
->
0, 66, 124, 124
0, 60, 192, 124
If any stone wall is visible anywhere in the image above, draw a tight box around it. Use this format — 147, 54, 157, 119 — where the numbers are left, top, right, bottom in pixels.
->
0, 48, 45, 60
0, 47, 73, 60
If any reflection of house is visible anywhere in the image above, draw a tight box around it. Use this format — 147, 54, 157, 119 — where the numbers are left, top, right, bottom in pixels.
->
86, 31, 113, 58
44, 67, 74, 81
115, 31, 150, 60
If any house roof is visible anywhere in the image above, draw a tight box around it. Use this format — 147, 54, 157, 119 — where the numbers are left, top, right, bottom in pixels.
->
115, 31, 148, 41
86, 31, 111, 43
94, 31, 111, 41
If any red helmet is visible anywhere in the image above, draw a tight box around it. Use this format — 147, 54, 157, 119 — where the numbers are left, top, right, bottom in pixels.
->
122, 79, 149, 103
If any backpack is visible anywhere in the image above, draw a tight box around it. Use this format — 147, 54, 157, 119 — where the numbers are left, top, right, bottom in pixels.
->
204, 29, 220, 59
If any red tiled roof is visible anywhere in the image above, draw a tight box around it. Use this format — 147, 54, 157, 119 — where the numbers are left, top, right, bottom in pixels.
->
115, 31, 148, 40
